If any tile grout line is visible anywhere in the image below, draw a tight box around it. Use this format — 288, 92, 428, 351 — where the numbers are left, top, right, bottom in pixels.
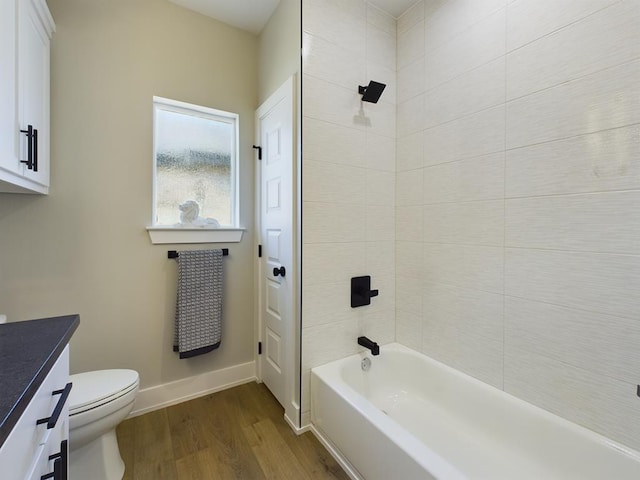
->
502, 5, 508, 392
505, 0, 626, 56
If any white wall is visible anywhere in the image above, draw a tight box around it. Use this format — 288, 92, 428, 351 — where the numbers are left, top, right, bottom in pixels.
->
396, 0, 640, 451
0, 0, 258, 403
301, 0, 397, 426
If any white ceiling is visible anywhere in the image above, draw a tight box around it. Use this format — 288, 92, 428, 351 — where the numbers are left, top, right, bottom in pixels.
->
169, 0, 281, 35
171, 0, 419, 35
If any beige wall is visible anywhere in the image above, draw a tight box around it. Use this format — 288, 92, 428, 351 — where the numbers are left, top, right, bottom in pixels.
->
258, 0, 300, 103
0, 0, 258, 389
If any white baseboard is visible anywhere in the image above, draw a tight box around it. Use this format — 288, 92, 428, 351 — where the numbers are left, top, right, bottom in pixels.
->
310, 425, 362, 480
129, 361, 256, 417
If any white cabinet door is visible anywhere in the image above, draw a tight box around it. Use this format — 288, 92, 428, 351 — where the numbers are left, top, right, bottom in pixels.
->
18, 0, 52, 189
0, 0, 53, 194
0, 0, 19, 178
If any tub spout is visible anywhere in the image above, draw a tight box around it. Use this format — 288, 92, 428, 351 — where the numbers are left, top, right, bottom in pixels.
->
358, 336, 380, 356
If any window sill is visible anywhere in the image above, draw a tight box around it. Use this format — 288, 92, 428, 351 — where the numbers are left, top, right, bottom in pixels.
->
146, 226, 245, 244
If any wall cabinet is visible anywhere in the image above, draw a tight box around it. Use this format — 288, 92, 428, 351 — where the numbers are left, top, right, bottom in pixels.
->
0, 346, 70, 479
0, 0, 55, 194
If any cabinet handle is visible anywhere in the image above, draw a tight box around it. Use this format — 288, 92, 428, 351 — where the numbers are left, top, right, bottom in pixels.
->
33, 128, 38, 172
37, 383, 72, 429
40, 458, 64, 480
20, 125, 34, 170
47, 440, 68, 480
40, 457, 61, 480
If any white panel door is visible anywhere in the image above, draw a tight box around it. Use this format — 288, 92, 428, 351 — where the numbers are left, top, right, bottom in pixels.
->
257, 79, 294, 409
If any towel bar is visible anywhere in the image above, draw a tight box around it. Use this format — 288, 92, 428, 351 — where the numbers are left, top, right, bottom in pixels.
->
168, 249, 228, 259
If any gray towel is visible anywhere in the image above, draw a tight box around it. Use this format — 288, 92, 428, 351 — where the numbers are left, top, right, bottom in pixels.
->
173, 249, 223, 358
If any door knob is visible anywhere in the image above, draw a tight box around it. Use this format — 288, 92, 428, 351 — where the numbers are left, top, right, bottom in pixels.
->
273, 266, 286, 277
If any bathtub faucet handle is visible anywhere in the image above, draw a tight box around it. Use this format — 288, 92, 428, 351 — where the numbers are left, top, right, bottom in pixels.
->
351, 276, 379, 308
358, 336, 380, 356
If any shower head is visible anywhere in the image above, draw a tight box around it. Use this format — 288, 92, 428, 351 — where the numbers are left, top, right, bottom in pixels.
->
358, 81, 386, 103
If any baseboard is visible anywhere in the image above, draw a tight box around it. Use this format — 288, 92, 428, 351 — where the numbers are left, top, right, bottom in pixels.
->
129, 361, 256, 417
310, 425, 362, 480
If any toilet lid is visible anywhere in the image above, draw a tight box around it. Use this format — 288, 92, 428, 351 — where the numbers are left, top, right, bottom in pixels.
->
69, 369, 139, 414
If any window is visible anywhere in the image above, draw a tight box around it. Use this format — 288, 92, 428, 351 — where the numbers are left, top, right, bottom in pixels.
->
152, 96, 239, 229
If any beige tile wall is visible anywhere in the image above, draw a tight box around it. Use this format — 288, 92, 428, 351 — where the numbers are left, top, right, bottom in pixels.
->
397, 0, 640, 450
301, 0, 640, 451
301, 0, 397, 426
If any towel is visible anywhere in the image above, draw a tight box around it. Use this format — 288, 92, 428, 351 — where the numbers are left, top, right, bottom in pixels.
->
173, 249, 223, 358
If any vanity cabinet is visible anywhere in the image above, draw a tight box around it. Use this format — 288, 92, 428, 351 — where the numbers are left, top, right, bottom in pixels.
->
0, 0, 55, 194
0, 346, 70, 479
0, 315, 78, 480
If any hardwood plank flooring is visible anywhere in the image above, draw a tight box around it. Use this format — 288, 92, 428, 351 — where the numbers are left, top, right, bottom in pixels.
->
117, 382, 349, 480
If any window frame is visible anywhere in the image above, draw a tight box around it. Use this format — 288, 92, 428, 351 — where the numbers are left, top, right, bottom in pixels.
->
151, 96, 240, 229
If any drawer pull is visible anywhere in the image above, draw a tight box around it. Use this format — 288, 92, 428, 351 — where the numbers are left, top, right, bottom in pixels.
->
45, 440, 68, 480
37, 383, 72, 429
40, 458, 61, 480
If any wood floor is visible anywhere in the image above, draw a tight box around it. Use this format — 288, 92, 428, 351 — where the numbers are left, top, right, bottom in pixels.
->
116, 381, 350, 480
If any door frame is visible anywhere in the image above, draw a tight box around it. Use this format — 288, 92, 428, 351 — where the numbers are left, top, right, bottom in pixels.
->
255, 75, 300, 430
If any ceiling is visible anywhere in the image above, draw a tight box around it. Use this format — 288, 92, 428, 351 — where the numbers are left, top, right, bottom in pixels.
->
171, 0, 419, 35
169, 0, 281, 35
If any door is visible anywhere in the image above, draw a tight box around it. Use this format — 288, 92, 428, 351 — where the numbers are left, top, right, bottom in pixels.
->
257, 78, 294, 410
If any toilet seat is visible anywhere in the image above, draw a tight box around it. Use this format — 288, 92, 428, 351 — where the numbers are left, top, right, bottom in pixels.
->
69, 369, 139, 416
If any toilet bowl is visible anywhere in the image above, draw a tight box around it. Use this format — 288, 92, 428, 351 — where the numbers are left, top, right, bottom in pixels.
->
68, 369, 139, 480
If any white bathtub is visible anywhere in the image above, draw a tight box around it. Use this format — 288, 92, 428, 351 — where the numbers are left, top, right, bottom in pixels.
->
310, 343, 640, 480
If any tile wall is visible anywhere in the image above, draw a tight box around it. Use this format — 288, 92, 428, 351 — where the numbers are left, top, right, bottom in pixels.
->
396, 0, 640, 450
301, 0, 397, 426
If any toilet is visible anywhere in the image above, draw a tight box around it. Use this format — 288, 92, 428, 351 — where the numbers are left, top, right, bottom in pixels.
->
68, 369, 139, 480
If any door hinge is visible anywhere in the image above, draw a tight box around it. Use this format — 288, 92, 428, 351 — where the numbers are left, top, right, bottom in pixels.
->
252, 145, 262, 160
258, 244, 262, 258
258, 341, 262, 355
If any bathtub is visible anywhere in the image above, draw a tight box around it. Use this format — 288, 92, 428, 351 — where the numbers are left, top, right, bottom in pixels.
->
310, 343, 640, 480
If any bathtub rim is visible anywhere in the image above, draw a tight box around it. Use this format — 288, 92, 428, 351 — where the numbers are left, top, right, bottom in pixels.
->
311, 342, 640, 478
311, 345, 467, 479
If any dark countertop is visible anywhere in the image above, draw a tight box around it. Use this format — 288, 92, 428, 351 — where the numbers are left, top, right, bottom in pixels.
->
0, 315, 79, 449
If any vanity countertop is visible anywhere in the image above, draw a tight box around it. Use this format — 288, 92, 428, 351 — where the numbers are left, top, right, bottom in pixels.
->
0, 315, 79, 449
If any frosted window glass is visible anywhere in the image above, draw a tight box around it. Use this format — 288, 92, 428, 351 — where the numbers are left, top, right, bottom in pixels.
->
153, 101, 237, 226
